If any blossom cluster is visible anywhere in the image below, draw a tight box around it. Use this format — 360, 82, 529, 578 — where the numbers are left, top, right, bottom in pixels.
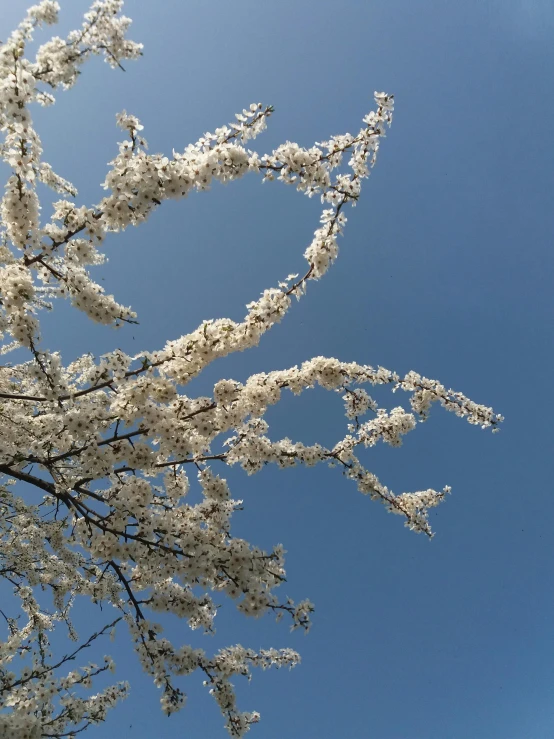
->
0, 2, 502, 738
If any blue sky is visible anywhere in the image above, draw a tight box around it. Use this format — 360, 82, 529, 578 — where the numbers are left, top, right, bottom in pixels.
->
2, 0, 554, 737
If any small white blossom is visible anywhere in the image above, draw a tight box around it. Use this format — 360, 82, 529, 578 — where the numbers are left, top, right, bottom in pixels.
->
0, 3, 501, 738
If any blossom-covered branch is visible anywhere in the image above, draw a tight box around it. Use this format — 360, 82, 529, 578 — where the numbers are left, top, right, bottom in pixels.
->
0, 2, 502, 737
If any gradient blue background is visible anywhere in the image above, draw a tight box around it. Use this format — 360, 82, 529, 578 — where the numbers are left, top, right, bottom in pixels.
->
2, 1, 554, 737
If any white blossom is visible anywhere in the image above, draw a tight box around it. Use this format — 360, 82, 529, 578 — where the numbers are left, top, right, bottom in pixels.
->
0, 3, 502, 738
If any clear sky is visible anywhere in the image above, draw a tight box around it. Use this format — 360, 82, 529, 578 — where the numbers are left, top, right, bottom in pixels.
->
2, 1, 554, 737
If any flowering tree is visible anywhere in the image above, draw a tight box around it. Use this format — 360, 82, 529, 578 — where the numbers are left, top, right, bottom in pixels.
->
0, 1, 503, 737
